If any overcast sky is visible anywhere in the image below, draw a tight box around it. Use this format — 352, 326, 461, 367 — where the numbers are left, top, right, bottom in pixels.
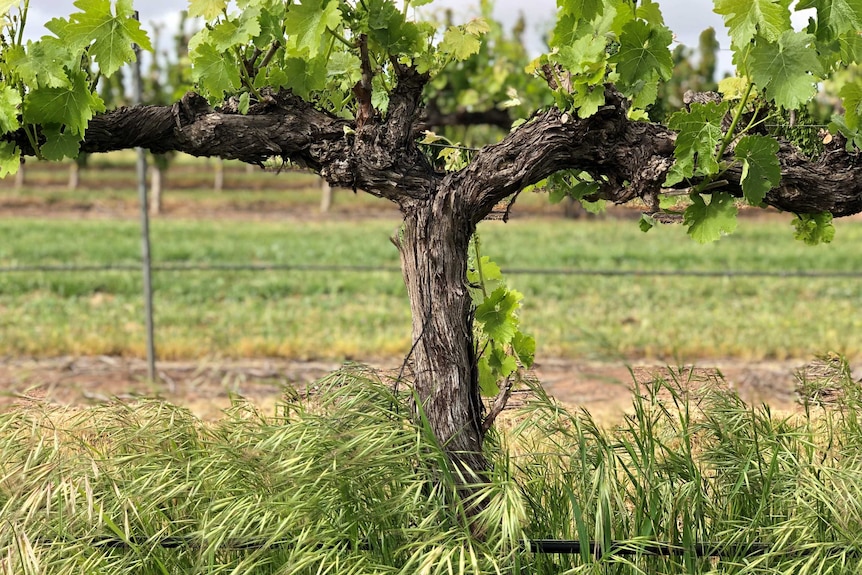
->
29, 0, 813, 75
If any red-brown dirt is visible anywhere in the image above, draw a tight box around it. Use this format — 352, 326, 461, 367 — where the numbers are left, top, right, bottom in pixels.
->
0, 355, 834, 424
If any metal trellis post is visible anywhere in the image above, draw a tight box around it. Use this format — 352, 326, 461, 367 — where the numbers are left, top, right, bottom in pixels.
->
132, 12, 157, 382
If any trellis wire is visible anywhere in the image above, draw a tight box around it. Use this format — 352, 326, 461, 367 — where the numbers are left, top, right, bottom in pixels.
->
1, 262, 861, 279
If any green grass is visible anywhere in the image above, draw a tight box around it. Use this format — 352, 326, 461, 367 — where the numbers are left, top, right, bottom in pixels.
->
1, 216, 862, 360
4, 365, 862, 573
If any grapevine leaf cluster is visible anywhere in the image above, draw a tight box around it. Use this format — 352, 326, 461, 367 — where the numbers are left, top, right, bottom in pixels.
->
651, 0, 861, 243
665, 102, 728, 186
734, 135, 780, 206
186, 0, 486, 111
0, 0, 149, 170
792, 212, 836, 245
468, 236, 534, 397
0, 0, 491, 176
538, 0, 673, 117
832, 74, 862, 149
420, 1, 552, 149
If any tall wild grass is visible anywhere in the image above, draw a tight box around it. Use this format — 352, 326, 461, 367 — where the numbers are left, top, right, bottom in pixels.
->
2, 364, 862, 573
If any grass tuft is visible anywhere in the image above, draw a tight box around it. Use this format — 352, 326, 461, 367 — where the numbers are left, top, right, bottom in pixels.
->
4, 364, 862, 573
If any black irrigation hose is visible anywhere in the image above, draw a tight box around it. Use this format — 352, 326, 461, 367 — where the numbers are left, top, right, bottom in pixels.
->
37, 536, 855, 557
527, 539, 774, 557
1, 262, 862, 278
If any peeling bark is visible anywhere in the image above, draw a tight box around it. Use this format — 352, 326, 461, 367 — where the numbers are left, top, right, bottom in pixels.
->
396, 189, 486, 477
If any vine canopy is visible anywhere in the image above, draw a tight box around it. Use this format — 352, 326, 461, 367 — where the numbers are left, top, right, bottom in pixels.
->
0, 0, 860, 242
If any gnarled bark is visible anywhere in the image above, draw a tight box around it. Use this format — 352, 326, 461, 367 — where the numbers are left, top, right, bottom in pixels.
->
396, 190, 486, 478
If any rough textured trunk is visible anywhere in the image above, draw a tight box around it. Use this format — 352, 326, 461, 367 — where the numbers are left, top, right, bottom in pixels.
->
397, 189, 486, 477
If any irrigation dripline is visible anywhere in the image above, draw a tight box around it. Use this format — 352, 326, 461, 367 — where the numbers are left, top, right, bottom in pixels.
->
35, 536, 851, 558
2, 262, 862, 279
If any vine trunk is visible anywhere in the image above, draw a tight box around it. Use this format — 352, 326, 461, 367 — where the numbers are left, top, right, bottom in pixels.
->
397, 189, 488, 479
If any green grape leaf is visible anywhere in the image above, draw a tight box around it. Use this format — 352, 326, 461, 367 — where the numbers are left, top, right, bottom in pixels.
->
365, 0, 423, 55
282, 56, 328, 99
0, 0, 21, 17
191, 42, 242, 101
327, 51, 362, 84
714, 0, 792, 47
441, 26, 482, 61
61, 0, 152, 77
512, 331, 535, 368
581, 198, 606, 214
254, 2, 286, 48
0, 87, 21, 134
636, 0, 666, 25
750, 31, 823, 109
0, 142, 19, 177
6, 40, 73, 89
253, 65, 289, 92
792, 212, 835, 245
208, 11, 261, 52
571, 178, 599, 199
464, 18, 490, 36
550, 13, 580, 47
839, 30, 862, 64
559, 0, 604, 22
238, 92, 250, 115
659, 194, 678, 210
475, 256, 503, 283
841, 82, 862, 130
548, 185, 568, 204
467, 256, 503, 304
555, 33, 607, 76
489, 345, 518, 378
475, 286, 522, 345
477, 356, 499, 396
41, 125, 81, 160
796, 0, 862, 36
574, 85, 606, 118
283, 0, 342, 58
628, 71, 660, 110
188, 0, 227, 20
718, 76, 750, 100
665, 102, 728, 186
24, 72, 105, 136
829, 114, 862, 151
639, 214, 656, 232
610, 20, 673, 91
734, 135, 781, 205
478, 341, 520, 396
684, 192, 739, 243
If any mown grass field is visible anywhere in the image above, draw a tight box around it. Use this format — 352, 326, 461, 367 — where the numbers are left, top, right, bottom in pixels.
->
2, 213, 861, 362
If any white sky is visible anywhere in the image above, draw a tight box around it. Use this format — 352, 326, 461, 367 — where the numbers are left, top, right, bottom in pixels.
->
28, 0, 814, 75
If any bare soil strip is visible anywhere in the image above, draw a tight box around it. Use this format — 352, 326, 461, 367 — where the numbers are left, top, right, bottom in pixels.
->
0, 356, 844, 423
